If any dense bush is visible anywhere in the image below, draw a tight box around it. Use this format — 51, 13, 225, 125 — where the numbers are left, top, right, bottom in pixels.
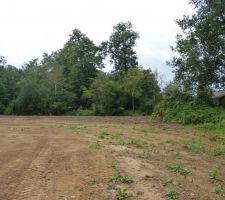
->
153, 99, 225, 124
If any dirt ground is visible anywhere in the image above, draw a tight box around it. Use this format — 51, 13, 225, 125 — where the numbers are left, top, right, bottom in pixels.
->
0, 116, 224, 200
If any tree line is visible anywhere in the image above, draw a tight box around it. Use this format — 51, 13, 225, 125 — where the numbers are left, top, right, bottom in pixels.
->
1, 0, 224, 119
0, 22, 160, 115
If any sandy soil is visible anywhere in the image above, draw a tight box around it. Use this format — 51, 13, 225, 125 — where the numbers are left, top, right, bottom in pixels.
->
0, 116, 224, 200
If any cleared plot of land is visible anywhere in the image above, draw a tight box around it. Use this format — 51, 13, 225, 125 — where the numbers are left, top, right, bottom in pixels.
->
0, 116, 224, 200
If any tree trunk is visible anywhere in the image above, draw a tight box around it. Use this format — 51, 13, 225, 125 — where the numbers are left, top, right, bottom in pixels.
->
132, 94, 135, 112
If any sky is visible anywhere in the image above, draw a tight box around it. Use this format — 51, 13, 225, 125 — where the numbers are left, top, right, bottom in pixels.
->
0, 0, 194, 82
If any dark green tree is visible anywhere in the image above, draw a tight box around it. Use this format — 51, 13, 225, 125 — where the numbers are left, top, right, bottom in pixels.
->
59, 29, 104, 108
11, 81, 49, 115
169, 0, 225, 92
108, 22, 139, 74
89, 72, 125, 115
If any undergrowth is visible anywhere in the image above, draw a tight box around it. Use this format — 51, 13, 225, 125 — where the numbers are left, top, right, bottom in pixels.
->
153, 99, 225, 125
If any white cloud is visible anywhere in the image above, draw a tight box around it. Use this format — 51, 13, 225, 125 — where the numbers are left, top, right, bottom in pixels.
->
0, 0, 194, 81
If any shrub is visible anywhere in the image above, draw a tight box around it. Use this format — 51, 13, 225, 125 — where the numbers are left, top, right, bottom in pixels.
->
0, 102, 5, 114
153, 99, 225, 124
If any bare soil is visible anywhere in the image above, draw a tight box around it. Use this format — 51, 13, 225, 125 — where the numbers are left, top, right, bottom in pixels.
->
0, 116, 224, 200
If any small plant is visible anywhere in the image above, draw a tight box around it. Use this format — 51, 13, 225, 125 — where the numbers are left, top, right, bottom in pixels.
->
111, 133, 126, 145
219, 137, 225, 145
127, 139, 144, 148
99, 131, 109, 139
214, 184, 225, 197
111, 188, 133, 200
167, 164, 191, 175
166, 190, 178, 200
110, 175, 133, 184
183, 138, 205, 153
209, 146, 225, 157
209, 169, 221, 182
90, 141, 101, 150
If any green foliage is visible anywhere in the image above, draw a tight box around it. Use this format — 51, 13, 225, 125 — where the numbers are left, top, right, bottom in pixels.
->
110, 175, 133, 184
199, 121, 225, 133
183, 138, 205, 153
68, 108, 95, 116
0, 102, 5, 114
167, 164, 191, 175
209, 146, 225, 157
214, 184, 225, 197
169, 0, 225, 91
90, 141, 101, 150
99, 131, 109, 139
127, 139, 145, 148
111, 188, 133, 200
107, 21, 139, 74
209, 169, 221, 183
153, 98, 225, 124
166, 190, 178, 200
10, 81, 50, 115
0, 23, 160, 116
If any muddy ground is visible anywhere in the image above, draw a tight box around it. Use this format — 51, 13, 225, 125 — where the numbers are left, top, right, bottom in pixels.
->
0, 116, 224, 200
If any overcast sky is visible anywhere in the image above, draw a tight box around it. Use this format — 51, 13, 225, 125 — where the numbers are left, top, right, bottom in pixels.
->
1, 0, 194, 82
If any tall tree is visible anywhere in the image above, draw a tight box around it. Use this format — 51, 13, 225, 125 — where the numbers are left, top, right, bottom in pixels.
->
169, 0, 225, 92
108, 21, 139, 74
60, 29, 104, 108
123, 68, 143, 111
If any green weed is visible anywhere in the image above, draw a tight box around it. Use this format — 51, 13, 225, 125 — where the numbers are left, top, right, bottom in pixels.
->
167, 164, 191, 175
111, 188, 133, 200
209, 169, 221, 182
166, 190, 178, 200
127, 139, 145, 148
99, 131, 109, 139
209, 146, 225, 157
183, 138, 205, 153
90, 141, 101, 150
200, 121, 225, 133
111, 133, 126, 145
110, 175, 133, 184
214, 184, 225, 197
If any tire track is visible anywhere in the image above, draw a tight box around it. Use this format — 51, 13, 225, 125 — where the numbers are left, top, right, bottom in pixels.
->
11, 141, 52, 200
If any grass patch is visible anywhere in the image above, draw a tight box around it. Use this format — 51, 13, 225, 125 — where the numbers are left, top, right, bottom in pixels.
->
214, 184, 225, 197
167, 164, 191, 175
208, 134, 225, 145
166, 190, 178, 200
111, 133, 126, 145
209, 169, 221, 183
199, 121, 225, 133
99, 131, 109, 139
126, 139, 145, 148
90, 141, 101, 150
209, 146, 225, 157
111, 188, 133, 200
110, 175, 133, 184
183, 138, 205, 153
